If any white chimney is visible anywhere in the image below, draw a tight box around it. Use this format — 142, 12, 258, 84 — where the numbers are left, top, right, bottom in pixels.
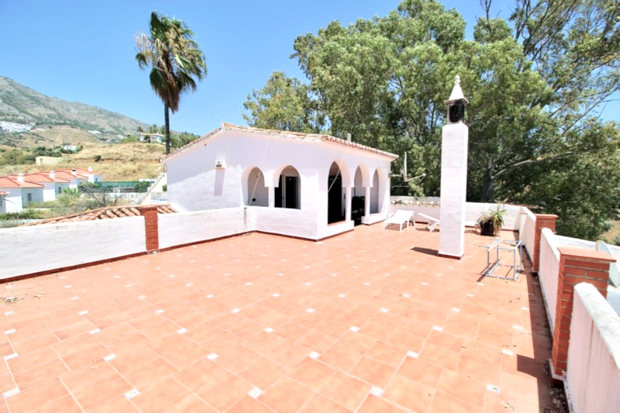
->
88, 166, 93, 173
49, 170, 56, 179
346, 133, 352, 142
17, 173, 24, 183
71, 169, 77, 176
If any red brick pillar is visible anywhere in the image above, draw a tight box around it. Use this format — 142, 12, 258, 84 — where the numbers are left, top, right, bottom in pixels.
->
551, 248, 615, 377
533, 214, 558, 272
139, 206, 159, 253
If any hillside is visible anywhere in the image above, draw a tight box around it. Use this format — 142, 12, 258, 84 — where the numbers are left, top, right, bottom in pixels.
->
0, 75, 148, 147
0, 142, 165, 181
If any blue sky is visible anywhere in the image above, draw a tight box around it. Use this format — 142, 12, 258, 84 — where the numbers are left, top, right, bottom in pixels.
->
0, 0, 616, 135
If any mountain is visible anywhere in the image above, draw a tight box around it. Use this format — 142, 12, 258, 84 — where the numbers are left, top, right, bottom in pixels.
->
0, 76, 148, 147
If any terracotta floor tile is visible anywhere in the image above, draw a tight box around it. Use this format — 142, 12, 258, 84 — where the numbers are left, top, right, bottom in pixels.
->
197, 371, 253, 411
258, 376, 314, 412
132, 377, 190, 412
298, 393, 351, 413
89, 395, 139, 413
319, 371, 370, 411
383, 374, 435, 412
226, 395, 274, 413
350, 356, 396, 389
418, 342, 461, 370
6, 378, 69, 412
286, 358, 336, 391
166, 393, 217, 413
295, 328, 338, 352
437, 368, 486, 407
7, 345, 58, 374
33, 395, 82, 413
71, 372, 132, 411
0, 227, 556, 411
175, 358, 228, 391
429, 390, 481, 413
396, 356, 443, 388
365, 340, 406, 368
357, 394, 409, 413
13, 358, 68, 391
125, 357, 178, 391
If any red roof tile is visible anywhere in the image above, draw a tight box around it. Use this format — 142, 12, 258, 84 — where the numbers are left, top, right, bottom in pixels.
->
23, 204, 176, 226
0, 176, 44, 189
24, 173, 70, 184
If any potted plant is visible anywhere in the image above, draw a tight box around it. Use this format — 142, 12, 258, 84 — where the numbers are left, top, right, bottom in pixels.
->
478, 205, 506, 236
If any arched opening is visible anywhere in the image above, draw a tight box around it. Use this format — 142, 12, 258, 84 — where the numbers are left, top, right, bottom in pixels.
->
370, 170, 380, 214
328, 162, 344, 223
275, 166, 300, 209
352, 167, 366, 225
246, 167, 268, 206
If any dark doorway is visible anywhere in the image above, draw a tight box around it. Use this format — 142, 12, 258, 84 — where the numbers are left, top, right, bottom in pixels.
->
328, 174, 343, 223
285, 176, 299, 209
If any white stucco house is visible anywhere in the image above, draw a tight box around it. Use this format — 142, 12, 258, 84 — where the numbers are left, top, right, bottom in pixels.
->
0, 175, 44, 213
165, 123, 398, 240
52, 168, 101, 189
25, 172, 71, 201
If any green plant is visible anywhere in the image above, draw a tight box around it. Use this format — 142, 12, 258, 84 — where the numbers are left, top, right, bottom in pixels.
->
94, 154, 102, 162
477, 205, 506, 236
162, 184, 167, 192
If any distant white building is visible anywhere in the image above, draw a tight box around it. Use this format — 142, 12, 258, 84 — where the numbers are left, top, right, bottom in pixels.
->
62, 144, 78, 152
25, 172, 71, 201
165, 123, 397, 240
139, 133, 164, 144
0, 175, 44, 212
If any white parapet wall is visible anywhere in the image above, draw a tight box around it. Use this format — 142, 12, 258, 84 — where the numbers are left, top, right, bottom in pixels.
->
158, 208, 249, 250
567, 283, 620, 413
0, 217, 146, 279
252, 207, 319, 240
519, 207, 537, 260
538, 227, 561, 331
389, 199, 523, 230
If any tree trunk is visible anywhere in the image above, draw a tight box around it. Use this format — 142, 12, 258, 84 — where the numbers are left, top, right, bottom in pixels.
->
480, 167, 494, 202
164, 103, 171, 155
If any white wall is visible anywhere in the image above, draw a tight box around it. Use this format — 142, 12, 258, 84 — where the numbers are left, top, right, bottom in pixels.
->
567, 283, 620, 413
519, 207, 537, 259
2, 188, 23, 213
41, 182, 56, 202
166, 129, 393, 239
539, 227, 561, 332
253, 206, 319, 239
0, 217, 146, 279
158, 208, 249, 249
20, 188, 43, 207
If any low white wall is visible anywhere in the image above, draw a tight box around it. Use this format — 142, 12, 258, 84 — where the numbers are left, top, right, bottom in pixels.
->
389, 201, 522, 229
519, 207, 537, 260
252, 207, 318, 239
567, 283, 620, 413
361, 212, 387, 225
0, 217, 146, 279
539, 227, 561, 332
158, 208, 249, 249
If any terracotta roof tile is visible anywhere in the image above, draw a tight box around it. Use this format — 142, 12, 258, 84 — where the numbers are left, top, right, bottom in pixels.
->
0, 176, 44, 189
24, 173, 70, 184
22, 204, 175, 226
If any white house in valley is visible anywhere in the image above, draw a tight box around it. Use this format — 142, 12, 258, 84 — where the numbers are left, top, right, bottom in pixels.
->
165, 123, 397, 240
0, 175, 44, 212
24, 172, 71, 201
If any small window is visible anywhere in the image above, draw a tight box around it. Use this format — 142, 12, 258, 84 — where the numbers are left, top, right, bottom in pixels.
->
27, 193, 32, 202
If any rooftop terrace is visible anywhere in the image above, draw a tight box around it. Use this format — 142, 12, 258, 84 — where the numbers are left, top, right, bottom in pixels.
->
0, 224, 556, 412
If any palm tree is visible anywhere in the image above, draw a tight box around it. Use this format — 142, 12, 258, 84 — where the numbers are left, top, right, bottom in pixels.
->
136, 12, 207, 154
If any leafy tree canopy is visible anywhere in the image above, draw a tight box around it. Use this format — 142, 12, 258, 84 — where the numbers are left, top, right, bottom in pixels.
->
243, 0, 619, 240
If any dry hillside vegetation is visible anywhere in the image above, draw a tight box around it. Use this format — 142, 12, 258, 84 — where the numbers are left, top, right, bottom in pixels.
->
0, 142, 165, 181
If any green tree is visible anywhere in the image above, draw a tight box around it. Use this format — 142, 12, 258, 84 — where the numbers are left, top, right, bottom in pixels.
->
244, 0, 619, 239
136, 12, 207, 155
243, 71, 324, 132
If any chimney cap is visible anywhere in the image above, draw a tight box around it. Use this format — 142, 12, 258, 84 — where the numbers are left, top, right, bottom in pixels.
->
445, 75, 469, 104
